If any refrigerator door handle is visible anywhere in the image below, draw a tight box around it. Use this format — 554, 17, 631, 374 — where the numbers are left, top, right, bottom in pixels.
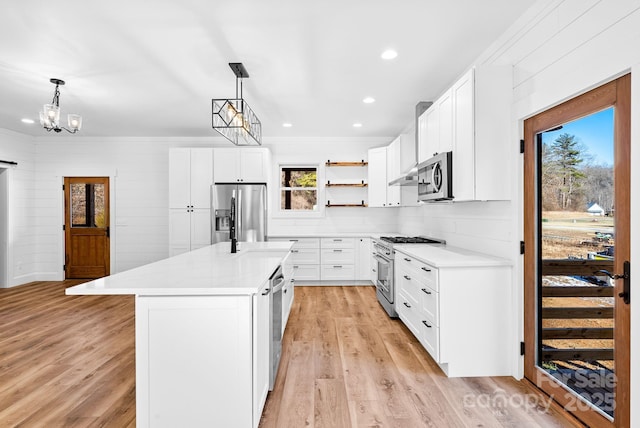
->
237, 188, 243, 241
210, 185, 214, 244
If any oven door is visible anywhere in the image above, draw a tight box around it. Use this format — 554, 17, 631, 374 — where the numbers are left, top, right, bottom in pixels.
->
373, 254, 393, 303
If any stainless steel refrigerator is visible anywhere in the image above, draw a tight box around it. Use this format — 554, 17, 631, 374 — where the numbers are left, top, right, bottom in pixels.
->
212, 183, 267, 243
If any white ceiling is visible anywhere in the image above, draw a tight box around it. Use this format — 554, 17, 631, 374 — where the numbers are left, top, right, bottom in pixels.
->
0, 0, 535, 140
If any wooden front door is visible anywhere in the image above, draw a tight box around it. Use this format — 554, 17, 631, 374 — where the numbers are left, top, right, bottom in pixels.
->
523, 74, 630, 427
64, 177, 110, 279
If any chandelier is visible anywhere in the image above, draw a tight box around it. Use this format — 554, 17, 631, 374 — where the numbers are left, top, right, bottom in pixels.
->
39, 78, 82, 133
212, 63, 262, 146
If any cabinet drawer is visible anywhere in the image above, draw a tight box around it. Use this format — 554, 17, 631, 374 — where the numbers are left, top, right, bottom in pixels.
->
396, 290, 420, 339
419, 314, 440, 362
290, 248, 320, 265
320, 264, 355, 281
272, 237, 319, 249
292, 264, 320, 281
397, 254, 439, 291
320, 248, 355, 264
419, 285, 439, 325
320, 237, 355, 249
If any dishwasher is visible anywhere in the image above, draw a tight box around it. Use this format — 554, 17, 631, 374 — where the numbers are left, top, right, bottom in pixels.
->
269, 265, 285, 390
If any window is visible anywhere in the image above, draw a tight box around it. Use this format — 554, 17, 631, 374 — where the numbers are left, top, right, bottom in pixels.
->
280, 166, 317, 211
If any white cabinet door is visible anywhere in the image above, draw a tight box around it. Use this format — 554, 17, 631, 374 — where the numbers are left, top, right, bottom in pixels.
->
240, 149, 268, 183
169, 149, 191, 209
436, 89, 454, 154
367, 147, 387, 207
136, 295, 253, 428
213, 148, 240, 182
190, 149, 214, 208
356, 237, 372, 281
190, 209, 212, 250
169, 209, 190, 256
386, 140, 401, 206
253, 285, 270, 425
452, 68, 475, 201
422, 105, 439, 162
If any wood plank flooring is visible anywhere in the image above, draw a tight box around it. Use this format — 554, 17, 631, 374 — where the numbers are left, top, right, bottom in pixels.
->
0, 281, 580, 427
260, 286, 582, 428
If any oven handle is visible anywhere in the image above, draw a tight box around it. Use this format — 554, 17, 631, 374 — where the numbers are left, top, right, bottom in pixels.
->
373, 254, 391, 264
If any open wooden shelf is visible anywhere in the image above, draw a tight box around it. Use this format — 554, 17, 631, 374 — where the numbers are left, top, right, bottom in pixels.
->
325, 160, 368, 167
326, 180, 368, 187
325, 200, 368, 207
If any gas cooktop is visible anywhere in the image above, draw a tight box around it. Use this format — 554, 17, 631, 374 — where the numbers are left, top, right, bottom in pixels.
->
379, 236, 444, 244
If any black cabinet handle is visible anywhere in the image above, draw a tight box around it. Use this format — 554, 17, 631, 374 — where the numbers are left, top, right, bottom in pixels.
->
262, 288, 270, 295
403, 275, 411, 280
421, 267, 431, 272
422, 320, 432, 328
403, 302, 411, 308
421, 288, 432, 295
404, 257, 411, 262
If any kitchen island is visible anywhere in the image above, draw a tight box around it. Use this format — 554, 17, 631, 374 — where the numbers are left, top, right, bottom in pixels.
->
66, 241, 293, 428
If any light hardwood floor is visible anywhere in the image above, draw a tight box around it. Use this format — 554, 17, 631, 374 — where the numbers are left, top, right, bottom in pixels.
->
0, 281, 579, 427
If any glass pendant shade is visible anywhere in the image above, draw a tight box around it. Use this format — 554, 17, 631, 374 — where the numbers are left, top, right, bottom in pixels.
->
67, 114, 82, 131
43, 103, 60, 127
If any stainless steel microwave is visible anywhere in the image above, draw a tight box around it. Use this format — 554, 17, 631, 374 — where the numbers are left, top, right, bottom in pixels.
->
417, 151, 453, 201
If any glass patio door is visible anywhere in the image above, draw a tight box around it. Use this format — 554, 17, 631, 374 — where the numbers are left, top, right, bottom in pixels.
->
523, 75, 630, 427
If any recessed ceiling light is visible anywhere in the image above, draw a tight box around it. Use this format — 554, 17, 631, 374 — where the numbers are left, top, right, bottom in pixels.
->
381, 49, 398, 60
362, 97, 375, 104
21, 118, 35, 124
282, 123, 292, 128
353, 123, 363, 128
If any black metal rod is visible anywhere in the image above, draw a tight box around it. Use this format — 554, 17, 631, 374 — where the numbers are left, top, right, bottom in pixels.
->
0, 160, 17, 166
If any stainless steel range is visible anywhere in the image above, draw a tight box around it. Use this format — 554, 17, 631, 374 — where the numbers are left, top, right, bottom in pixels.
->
373, 236, 445, 317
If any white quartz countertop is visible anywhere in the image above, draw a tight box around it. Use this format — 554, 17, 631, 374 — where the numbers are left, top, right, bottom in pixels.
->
65, 241, 293, 296
269, 232, 399, 240
394, 244, 512, 268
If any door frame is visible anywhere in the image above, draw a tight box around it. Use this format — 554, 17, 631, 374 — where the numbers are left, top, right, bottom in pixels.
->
523, 74, 630, 427
59, 173, 117, 279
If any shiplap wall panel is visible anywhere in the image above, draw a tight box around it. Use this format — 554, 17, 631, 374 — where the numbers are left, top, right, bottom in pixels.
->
0, 129, 37, 286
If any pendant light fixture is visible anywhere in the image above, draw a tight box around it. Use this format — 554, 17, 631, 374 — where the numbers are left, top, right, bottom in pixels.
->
212, 63, 262, 146
39, 78, 82, 133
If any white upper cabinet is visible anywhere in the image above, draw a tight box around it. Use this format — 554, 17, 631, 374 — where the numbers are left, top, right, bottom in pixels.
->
169, 148, 213, 209
418, 66, 511, 201
452, 66, 511, 201
419, 88, 453, 164
399, 129, 416, 173
367, 147, 388, 207
386, 138, 401, 206
213, 148, 270, 183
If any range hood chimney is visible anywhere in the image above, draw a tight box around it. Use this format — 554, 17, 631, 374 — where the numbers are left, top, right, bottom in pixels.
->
388, 101, 433, 186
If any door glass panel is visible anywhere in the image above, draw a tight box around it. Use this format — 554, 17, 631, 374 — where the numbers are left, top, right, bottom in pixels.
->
71, 183, 105, 228
537, 107, 615, 417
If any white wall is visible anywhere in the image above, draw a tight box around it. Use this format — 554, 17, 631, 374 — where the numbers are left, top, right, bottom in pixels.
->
395, 0, 640, 416
0, 129, 36, 286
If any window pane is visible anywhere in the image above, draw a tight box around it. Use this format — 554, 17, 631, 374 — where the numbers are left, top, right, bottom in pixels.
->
281, 168, 316, 187
281, 190, 317, 210
71, 183, 106, 228
71, 183, 87, 226
538, 107, 615, 417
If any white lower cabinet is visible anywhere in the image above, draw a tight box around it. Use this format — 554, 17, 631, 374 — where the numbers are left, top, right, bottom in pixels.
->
135, 291, 267, 428
270, 237, 321, 281
282, 252, 295, 333
320, 238, 355, 280
395, 249, 511, 377
270, 236, 374, 283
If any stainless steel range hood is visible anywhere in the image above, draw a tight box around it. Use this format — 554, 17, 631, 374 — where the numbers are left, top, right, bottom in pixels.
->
388, 101, 432, 186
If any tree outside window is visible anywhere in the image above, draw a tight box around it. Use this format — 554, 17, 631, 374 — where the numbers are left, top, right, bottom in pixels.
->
280, 167, 317, 211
